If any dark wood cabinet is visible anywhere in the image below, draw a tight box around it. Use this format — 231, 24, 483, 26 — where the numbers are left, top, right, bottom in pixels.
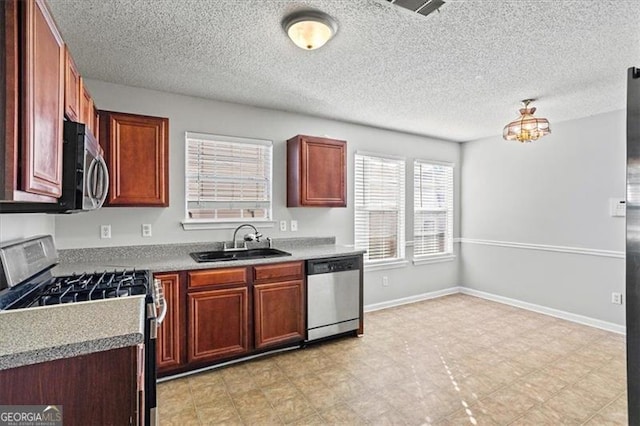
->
20, 0, 65, 200
64, 45, 80, 122
254, 280, 304, 349
0, 346, 140, 426
188, 287, 249, 363
155, 273, 182, 373
99, 111, 169, 207
253, 261, 305, 349
287, 134, 347, 207
187, 267, 250, 364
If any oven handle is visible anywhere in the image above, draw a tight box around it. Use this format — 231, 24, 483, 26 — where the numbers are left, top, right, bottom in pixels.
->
153, 278, 168, 325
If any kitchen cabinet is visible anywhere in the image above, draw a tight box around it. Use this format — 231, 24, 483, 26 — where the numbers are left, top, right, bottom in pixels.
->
80, 79, 96, 136
187, 268, 249, 363
287, 134, 347, 207
99, 110, 169, 207
0, 346, 141, 425
1, 0, 64, 202
155, 273, 183, 373
64, 45, 81, 122
253, 261, 305, 349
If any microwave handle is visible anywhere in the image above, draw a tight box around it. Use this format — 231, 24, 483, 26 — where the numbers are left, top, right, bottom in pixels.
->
85, 157, 99, 207
95, 156, 110, 208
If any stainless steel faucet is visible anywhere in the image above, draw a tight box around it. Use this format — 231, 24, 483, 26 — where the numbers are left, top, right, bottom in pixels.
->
224, 224, 262, 251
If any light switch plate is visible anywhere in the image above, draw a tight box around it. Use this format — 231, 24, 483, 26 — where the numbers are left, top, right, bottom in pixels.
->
290, 220, 298, 232
142, 224, 152, 237
280, 220, 287, 232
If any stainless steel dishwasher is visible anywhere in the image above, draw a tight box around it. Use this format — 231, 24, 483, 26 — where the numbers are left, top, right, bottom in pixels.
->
306, 256, 361, 341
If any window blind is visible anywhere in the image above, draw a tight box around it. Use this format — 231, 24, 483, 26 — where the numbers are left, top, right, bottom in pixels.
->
185, 132, 272, 222
413, 160, 454, 257
354, 153, 406, 263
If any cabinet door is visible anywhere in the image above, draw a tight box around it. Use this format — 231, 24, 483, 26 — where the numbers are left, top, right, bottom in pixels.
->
100, 111, 169, 206
79, 79, 97, 135
0, 346, 137, 425
254, 280, 305, 349
287, 135, 347, 207
21, 0, 64, 199
64, 46, 80, 121
188, 287, 249, 363
155, 273, 182, 372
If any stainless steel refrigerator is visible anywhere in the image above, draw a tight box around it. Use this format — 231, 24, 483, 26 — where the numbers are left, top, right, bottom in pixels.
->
626, 66, 640, 424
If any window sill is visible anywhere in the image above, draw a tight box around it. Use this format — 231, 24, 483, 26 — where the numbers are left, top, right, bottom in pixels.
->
412, 254, 456, 266
182, 220, 276, 231
364, 259, 409, 272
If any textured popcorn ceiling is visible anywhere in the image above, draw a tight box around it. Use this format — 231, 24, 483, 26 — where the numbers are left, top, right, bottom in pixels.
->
48, 0, 640, 142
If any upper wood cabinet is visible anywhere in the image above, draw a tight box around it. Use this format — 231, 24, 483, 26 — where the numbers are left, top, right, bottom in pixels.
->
287, 134, 347, 207
20, 0, 65, 200
80, 78, 95, 135
99, 110, 169, 207
64, 45, 81, 122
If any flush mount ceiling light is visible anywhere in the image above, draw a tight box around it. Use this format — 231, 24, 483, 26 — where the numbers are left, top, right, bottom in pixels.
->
282, 10, 338, 50
502, 99, 551, 143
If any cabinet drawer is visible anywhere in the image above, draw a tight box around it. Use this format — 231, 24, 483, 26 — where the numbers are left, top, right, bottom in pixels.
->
188, 268, 247, 289
253, 261, 303, 283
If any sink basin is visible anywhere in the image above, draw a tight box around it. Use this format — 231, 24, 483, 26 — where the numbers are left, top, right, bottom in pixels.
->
190, 248, 292, 263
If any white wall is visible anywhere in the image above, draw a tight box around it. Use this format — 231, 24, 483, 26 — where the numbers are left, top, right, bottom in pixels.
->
460, 110, 626, 326
52, 79, 461, 306
0, 214, 55, 243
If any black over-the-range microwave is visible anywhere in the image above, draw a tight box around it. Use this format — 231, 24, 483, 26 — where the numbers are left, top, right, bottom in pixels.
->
0, 121, 109, 214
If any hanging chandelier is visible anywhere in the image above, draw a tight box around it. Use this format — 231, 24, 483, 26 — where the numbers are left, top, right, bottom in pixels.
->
502, 99, 551, 143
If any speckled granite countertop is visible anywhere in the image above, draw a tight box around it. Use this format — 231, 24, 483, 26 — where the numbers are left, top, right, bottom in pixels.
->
0, 296, 145, 370
53, 237, 365, 276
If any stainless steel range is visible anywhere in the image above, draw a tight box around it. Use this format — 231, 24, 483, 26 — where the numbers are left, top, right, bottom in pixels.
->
0, 235, 165, 425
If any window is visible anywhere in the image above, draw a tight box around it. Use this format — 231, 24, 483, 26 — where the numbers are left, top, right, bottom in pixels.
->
354, 153, 406, 263
413, 160, 454, 258
185, 132, 272, 223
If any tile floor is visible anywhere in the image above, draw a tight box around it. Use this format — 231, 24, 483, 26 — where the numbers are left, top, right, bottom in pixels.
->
157, 294, 628, 425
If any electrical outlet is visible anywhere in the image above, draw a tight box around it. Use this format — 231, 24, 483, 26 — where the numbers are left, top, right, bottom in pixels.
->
382, 276, 389, 287
290, 220, 298, 232
611, 292, 623, 305
142, 224, 152, 237
100, 225, 111, 239
280, 220, 287, 232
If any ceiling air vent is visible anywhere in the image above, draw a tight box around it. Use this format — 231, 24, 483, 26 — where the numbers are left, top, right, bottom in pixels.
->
387, 0, 445, 17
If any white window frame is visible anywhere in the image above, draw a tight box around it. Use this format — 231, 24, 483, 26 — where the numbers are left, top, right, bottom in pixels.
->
182, 132, 274, 230
413, 159, 454, 264
354, 151, 406, 267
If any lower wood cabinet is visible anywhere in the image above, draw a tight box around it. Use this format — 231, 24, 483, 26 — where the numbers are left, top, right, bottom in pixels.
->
155, 273, 182, 372
0, 346, 140, 426
158, 260, 306, 375
188, 287, 249, 363
254, 279, 304, 349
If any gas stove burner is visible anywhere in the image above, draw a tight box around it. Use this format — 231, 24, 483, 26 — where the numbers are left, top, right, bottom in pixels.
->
1, 268, 151, 310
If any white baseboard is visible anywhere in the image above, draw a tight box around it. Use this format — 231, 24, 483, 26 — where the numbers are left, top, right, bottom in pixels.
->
364, 286, 626, 335
364, 286, 461, 312
460, 287, 626, 335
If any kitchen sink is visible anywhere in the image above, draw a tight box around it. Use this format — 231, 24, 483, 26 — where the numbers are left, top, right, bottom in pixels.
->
190, 248, 292, 263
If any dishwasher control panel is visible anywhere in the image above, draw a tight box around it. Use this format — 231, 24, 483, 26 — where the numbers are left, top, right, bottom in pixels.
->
307, 256, 360, 275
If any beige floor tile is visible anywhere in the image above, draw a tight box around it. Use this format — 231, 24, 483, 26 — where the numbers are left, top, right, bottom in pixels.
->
272, 394, 317, 424
287, 413, 326, 425
591, 394, 629, 425
542, 387, 603, 423
510, 370, 568, 403
262, 380, 303, 404
319, 403, 367, 425
160, 403, 201, 426
195, 400, 240, 424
